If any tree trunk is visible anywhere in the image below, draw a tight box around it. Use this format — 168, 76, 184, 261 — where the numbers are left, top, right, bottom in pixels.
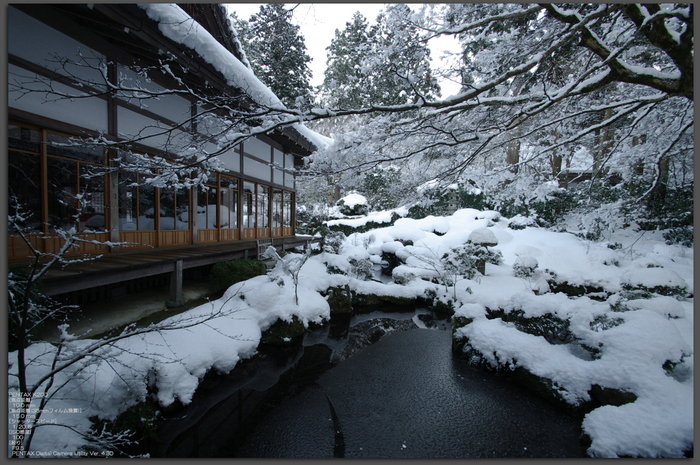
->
550, 129, 562, 185
595, 107, 615, 177
647, 156, 670, 212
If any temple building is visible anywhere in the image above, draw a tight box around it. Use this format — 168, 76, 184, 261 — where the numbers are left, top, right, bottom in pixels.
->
8, 4, 326, 303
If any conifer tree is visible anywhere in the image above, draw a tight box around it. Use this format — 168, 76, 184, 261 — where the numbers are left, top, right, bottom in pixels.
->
320, 5, 440, 109
237, 4, 314, 109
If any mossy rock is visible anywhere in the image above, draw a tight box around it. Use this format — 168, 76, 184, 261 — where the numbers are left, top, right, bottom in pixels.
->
381, 251, 403, 276
88, 399, 162, 457
451, 316, 473, 352
260, 315, 306, 345
351, 291, 416, 313
587, 384, 637, 408
486, 308, 575, 345
415, 291, 456, 316
546, 279, 609, 300
324, 285, 353, 314
621, 283, 687, 298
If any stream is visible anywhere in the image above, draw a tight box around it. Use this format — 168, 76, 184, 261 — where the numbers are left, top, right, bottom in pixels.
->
154, 312, 585, 458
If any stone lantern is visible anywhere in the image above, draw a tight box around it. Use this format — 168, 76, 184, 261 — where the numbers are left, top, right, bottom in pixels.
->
467, 228, 498, 275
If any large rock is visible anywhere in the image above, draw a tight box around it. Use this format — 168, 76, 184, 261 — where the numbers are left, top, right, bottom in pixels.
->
351, 291, 416, 313
260, 316, 306, 345
325, 285, 353, 314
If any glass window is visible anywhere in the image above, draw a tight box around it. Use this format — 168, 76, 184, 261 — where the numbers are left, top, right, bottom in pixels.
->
47, 157, 79, 232
118, 171, 139, 231
118, 152, 156, 231
272, 190, 283, 228
139, 181, 156, 231
176, 188, 190, 230
79, 163, 106, 232
8, 151, 42, 232
198, 182, 217, 229
160, 187, 176, 231
8, 124, 40, 153
283, 192, 293, 228
243, 137, 271, 162
243, 182, 255, 228
46, 132, 105, 164
220, 176, 238, 229
257, 185, 269, 228
159, 185, 190, 231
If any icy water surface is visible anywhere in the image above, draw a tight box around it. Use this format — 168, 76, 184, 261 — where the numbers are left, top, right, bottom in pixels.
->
233, 328, 585, 458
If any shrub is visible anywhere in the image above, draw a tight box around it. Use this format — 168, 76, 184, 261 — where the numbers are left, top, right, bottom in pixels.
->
209, 259, 267, 290
349, 257, 374, 281
322, 230, 346, 254
513, 255, 538, 278
663, 226, 693, 248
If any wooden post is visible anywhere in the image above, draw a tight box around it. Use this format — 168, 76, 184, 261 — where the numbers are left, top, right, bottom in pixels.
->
166, 260, 184, 308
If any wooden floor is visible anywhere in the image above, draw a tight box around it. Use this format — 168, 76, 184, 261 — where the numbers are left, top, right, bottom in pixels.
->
11, 236, 320, 297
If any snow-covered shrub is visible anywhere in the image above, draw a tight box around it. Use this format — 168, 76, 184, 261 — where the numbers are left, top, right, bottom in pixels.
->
392, 267, 416, 285
348, 257, 373, 281
336, 192, 369, 216
487, 308, 576, 345
620, 268, 688, 298
322, 231, 346, 254
295, 204, 329, 236
663, 227, 693, 248
441, 245, 479, 282
578, 216, 609, 242
508, 214, 537, 230
513, 255, 539, 278
209, 259, 267, 291
491, 186, 579, 228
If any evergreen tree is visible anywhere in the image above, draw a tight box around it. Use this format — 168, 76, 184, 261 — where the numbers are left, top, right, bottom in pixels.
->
322, 12, 373, 109
367, 4, 440, 105
320, 5, 440, 109
237, 4, 314, 109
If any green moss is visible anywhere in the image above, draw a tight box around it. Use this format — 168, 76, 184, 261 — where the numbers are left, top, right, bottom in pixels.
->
351, 291, 415, 313
324, 285, 353, 314
260, 316, 307, 345
88, 399, 162, 456
486, 308, 575, 344
209, 259, 267, 291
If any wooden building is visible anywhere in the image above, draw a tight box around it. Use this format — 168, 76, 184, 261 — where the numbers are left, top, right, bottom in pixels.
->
8, 4, 320, 263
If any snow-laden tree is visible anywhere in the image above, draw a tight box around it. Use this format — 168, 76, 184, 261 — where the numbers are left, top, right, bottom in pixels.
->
319, 6, 439, 109
11, 4, 692, 231
236, 4, 314, 109
305, 4, 692, 233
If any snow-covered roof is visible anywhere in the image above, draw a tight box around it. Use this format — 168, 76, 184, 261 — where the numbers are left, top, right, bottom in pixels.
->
138, 3, 330, 151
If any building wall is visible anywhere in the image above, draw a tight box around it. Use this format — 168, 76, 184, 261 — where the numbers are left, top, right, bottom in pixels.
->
8, 6, 301, 261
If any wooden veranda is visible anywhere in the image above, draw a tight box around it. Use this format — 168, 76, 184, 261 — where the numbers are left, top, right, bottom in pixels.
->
11, 235, 320, 306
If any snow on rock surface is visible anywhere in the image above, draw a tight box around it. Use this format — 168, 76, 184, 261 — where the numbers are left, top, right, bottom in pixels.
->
9, 207, 693, 458
621, 267, 687, 291
468, 227, 499, 246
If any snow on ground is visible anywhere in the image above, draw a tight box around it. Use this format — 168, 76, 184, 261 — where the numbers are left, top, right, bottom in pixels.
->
9, 208, 693, 458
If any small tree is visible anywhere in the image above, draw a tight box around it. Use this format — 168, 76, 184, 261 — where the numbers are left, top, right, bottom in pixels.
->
263, 245, 312, 305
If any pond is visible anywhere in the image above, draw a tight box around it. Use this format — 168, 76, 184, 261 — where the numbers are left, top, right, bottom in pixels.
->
155, 312, 585, 458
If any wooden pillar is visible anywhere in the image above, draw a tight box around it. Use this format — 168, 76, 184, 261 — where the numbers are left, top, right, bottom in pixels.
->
191, 188, 199, 245
108, 150, 120, 249
166, 260, 184, 308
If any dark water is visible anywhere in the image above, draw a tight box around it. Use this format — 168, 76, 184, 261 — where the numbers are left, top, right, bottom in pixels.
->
233, 328, 585, 458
